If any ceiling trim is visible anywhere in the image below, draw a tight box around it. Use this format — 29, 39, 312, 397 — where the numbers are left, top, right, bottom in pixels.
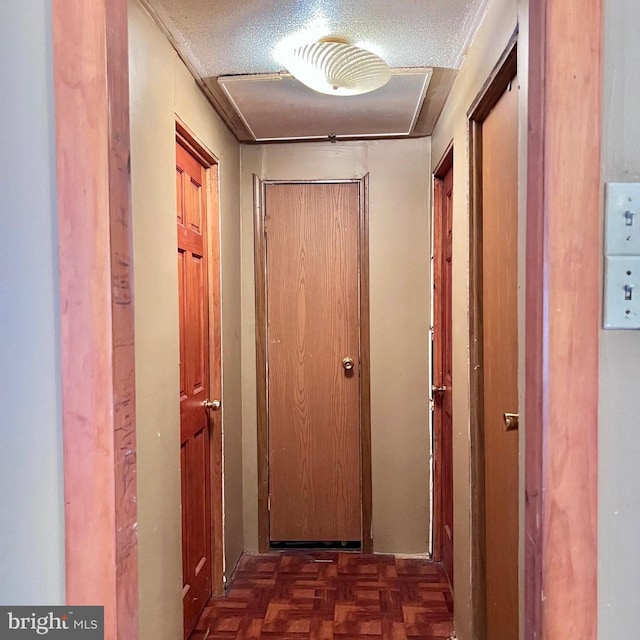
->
413, 66, 458, 136
136, 0, 252, 141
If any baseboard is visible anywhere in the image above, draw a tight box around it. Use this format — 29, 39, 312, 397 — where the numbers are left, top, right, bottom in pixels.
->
223, 550, 245, 593
389, 552, 433, 560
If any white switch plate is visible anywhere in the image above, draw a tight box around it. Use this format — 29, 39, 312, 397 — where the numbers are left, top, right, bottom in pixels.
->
605, 182, 640, 255
604, 256, 640, 329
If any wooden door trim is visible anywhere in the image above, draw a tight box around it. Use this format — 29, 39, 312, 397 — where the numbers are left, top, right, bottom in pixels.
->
53, 0, 137, 636
526, 1, 601, 637
432, 145, 453, 568
176, 117, 218, 169
253, 175, 269, 553
253, 176, 373, 553
175, 121, 224, 596
468, 35, 517, 640
358, 175, 373, 554
434, 144, 454, 179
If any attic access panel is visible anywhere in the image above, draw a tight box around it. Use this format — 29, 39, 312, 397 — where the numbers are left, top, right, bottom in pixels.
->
218, 69, 432, 142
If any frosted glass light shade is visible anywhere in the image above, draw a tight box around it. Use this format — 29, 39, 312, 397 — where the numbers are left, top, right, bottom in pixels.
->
279, 40, 391, 96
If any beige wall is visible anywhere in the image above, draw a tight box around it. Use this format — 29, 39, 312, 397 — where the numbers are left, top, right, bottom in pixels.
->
599, 0, 640, 636
128, 2, 243, 639
240, 139, 432, 555
430, 0, 521, 637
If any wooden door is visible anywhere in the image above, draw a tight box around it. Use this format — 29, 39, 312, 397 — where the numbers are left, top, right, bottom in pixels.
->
265, 182, 361, 542
176, 141, 213, 637
433, 160, 454, 588
481, 77, 519, 639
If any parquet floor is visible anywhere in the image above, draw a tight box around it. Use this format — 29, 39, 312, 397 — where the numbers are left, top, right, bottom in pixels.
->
190, 552, 453, 640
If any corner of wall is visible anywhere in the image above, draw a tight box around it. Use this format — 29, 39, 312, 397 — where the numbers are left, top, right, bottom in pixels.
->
429, 0, 520, 637
129, 4, 244, 636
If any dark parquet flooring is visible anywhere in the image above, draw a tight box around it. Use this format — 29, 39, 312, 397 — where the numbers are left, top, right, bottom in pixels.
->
190, 551, 453, 640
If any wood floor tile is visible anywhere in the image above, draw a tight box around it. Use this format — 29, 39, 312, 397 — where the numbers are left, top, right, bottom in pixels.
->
190, 552, 453, 640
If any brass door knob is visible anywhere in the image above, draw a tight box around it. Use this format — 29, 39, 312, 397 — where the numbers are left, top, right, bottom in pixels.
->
503, 412, 519, 431
342, 357, 355, 371
203, 399, 221, 411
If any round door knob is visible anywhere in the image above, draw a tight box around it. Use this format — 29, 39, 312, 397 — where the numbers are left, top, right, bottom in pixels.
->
203, 399, 221, 411
342, 357, 355, 371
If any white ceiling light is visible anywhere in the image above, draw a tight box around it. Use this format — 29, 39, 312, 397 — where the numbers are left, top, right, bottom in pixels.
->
275, 37, 391, 96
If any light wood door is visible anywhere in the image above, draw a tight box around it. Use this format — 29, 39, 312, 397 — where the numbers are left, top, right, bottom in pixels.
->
265, 182, 361, 542
433, 161, 454, 588
481, 77, 519, 639
177, 141, 212, 637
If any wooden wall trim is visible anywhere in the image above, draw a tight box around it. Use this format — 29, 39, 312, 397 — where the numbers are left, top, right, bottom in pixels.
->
359, 174, 373, 554
468, 117, 487, 640
254, 175, 270, 553
176, 117, 219, 167
467, 29, 519, 120
526, 1, 601, 638
468, 38, 518, 640
432, 145, 453, 568
137, 0, 253, 142
524, 1, 546, 636
53, 0, 137, 637
434, 144, 454, 179
209, 161, 224, 594
432, 174, 444, 565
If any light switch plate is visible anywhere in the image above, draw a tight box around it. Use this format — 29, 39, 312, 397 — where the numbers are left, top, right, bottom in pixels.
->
604, 256, 640, 329
605, 182, 640, 255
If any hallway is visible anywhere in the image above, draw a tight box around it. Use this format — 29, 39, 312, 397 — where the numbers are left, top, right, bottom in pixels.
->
1, 0, 615, 638
191, 552, 453, 640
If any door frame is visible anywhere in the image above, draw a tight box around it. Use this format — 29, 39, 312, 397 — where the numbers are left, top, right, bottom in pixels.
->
52, 0, 601, 636
176, 118, 225, 596
431, 145, 454, 571
253, 176, 373, 553
468, 33, 518, 640
525, 1, 600, 637
53, 1, 138, 636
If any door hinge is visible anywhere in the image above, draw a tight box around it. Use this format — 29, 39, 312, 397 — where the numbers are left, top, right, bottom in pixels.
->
267, 495, 271, 512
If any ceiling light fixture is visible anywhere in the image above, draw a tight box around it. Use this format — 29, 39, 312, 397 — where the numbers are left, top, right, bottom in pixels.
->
276, 37, 391, 96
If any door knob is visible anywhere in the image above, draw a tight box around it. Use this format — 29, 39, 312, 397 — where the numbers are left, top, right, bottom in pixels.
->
503, 412, 519, 431
342, 357, 355, 371
432, 384, 447, 395
203, 399, 221, 411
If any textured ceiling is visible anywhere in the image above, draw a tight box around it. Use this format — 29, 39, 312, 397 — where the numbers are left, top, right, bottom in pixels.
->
219, 70, 432, 141
140, 0, 488, 141
144, 0, 488, 77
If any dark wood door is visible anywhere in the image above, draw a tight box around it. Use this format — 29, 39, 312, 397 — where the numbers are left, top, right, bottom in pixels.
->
481, 77, 519, 639
265, 182, 361, 542
433, 161, 454, 588
176, 141, 212, 637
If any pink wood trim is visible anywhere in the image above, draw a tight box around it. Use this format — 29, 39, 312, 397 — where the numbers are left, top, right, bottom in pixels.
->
524, 1, 546, 635
526, 0, 601, 637
53, 0, 138, 637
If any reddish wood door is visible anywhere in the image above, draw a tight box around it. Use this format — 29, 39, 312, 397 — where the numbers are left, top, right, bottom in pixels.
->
177, 141, 212, 637
433, 160, 454, 588
265, 182, 361, 542
481, 77, 519, 639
